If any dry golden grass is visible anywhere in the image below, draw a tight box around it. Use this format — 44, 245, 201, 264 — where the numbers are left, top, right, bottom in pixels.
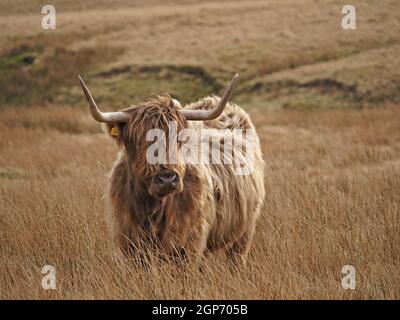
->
1, 0, 400, 299
0, 105, 399, 299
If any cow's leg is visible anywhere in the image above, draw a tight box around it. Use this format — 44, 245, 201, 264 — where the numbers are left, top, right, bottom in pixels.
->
227, 199, 263, 267
114, 229, 153, 268
226, 226, 255, 267
184, 226, 209, 269
113, 230, 131, 257
115, 233, 138, 261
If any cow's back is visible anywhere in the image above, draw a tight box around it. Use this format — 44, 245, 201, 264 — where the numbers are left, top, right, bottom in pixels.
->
186, 97, 265, 251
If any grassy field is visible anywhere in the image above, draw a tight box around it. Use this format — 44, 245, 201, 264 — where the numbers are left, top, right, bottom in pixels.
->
0, 0, 399, 299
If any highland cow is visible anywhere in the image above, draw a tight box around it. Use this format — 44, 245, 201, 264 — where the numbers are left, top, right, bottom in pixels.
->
79, 74, 265, 266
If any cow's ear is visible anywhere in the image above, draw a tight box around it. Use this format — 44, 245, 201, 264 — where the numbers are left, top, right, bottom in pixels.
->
102, 123, 126, 143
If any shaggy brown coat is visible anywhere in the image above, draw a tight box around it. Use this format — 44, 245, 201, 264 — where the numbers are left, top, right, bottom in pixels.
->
106, 96, 265, 265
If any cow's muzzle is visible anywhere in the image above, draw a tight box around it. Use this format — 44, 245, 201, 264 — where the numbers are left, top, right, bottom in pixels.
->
149, 168, 181, 197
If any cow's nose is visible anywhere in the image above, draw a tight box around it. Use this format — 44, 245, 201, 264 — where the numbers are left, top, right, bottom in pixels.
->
150, 169, 181, 197
154, 170, 178, 187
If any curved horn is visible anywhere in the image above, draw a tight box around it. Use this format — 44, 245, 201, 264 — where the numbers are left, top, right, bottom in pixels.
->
78, 75, 130, 123
181, 73, 239, 121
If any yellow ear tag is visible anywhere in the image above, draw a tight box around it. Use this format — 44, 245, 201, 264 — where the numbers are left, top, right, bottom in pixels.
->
111, 126, 119, 137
